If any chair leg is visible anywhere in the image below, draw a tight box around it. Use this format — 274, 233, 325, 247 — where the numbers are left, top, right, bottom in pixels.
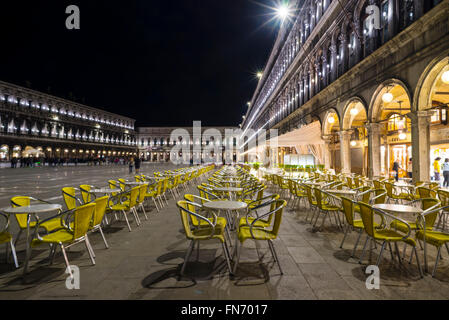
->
233, 241, 242, 274
340, 225, 350, 249
9, 240, 19, 268
98, 226, 109, 249
180, 240, 195, 277
221, 242, 233, 274
432, 246, 442, 277
153, 198, 160, 212
376, 241, 386, 266
122, 210, 132, 232
60, 245, 72, 276
268, 240, 283, 275
351, 229, 363, 258
413, 246, 424, 278
141, 204, 148, 220
13, 229, 23, 247
83, 236, 96, 265
394, 242, 402, 265
359, 235, 370, 264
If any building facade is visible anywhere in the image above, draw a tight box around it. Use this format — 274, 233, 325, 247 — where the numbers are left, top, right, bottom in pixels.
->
137, 126, 239, 163
241, 0, 449, 181
0, 81, 138, 161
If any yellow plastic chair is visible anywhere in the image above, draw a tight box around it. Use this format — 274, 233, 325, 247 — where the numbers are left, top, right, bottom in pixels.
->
384, 182, 413, 204
416, 204, 449, 277
177, 200, 232, 277
89, 196, 110, 249
233, 199, 287, 274
0, 211, 18, 268
62, 187, 83, 210
239, 194, 280, 229
108, 187, 141, 231
145, 179, 162, 212
358, 202, 423, 277
32, 203, 97, 273
136, 184, 149, 221
11, 196, 65, 246
313, 188, 341, 228
79, 185, 95, 204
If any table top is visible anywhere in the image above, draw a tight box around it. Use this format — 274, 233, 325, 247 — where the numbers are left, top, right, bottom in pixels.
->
91, 188, 121, 194
203, 200, 247, 211
125, 181, 148, 185
213, 187, 243, 192
323, 189, 357, 195
373, 203, 423, 214
3, 203, 62, 214
394, 182, 415, 188
219, 180, 240, 183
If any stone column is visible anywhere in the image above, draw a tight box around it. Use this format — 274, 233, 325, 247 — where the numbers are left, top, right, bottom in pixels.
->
322, 135, 333, 170
339, 130, 352, 174
410, 110, 432, 182
329, 43, 337, 82
366, 122, 383, 179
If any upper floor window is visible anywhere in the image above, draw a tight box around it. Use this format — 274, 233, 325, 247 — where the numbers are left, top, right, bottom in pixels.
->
381, 0, 389, 44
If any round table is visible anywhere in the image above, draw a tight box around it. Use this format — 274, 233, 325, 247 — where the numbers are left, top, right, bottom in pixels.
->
323, 189, 357, 196
212, 187, 243, 200
373, 203, 423, 215
90, 188, 121, 194
203, 200, 247, 230
3, 203, 62, 277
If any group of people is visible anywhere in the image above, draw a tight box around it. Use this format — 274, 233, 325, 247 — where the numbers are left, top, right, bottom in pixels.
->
391, 157, 449, 187
128, 157, 142, 174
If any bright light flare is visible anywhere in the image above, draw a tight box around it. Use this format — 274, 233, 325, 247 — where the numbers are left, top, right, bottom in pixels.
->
276, 4, 290, 20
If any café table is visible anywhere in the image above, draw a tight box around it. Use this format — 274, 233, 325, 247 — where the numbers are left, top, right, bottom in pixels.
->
90, 188, 121, 194
212, 187, 243, 200
372, 203, 423, 215
323, 189, 357, 197
203, 200, 247, 231
3, 203, 62, 277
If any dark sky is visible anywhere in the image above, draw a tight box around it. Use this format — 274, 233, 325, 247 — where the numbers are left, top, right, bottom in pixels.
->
0, 1, 279, 127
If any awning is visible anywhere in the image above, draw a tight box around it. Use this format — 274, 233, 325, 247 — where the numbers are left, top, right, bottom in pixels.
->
268, 121, 323, 147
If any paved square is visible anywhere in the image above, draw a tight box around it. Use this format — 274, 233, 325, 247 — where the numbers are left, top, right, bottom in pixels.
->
0, 164, 448, 300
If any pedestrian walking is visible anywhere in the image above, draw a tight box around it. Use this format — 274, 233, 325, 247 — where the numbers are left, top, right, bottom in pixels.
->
393, 159, 401, 182
135, 157, 141, 174
443, 158, 449, 187
434, 157, 441, 182
129, 157, 134, 174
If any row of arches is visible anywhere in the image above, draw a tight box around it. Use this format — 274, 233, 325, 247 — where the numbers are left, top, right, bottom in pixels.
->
253, 0, 443, 130
317, 53, 449, 180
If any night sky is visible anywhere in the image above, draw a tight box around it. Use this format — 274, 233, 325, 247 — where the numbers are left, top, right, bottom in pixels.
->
0, 1, 279, 127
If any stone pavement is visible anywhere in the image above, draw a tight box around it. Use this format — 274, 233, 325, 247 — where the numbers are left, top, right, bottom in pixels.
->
0, 165, 448, 299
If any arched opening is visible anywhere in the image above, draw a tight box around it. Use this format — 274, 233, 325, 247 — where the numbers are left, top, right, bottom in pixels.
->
416, 55, 449, 181
343, 100, 368, 175
0, 145, 9, 161
370, 81, 412, 179
323, 110, 341, 172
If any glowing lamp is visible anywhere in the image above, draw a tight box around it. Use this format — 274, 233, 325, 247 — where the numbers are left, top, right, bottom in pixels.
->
382, 92, 393, 103
442, 70, 449, 84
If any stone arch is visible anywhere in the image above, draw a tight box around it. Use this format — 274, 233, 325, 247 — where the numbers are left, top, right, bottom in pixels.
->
342, 96, 368, 130
321, 108, 341, 136
413, 50, 449, 112
368, 78, 413, 122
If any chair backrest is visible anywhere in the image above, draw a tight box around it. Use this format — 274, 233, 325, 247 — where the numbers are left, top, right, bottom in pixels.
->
313, 188, 324, 209
129, 187, 140, 208
92, 196, 108, 227
135, 175, 143, 182
183, 194, 202, 226
417, 187, 436, 199
118, 179, 127, 191
359, 186, 372, 203
108, 180, 119, 195
177, 201, 214, 240
138, 184, 148, 203
62, 187, 78, 210
372, 188, 387, 204
437, 190, 449, 211
10, 196, 31, 228
383, 182, 394, 197
252, 200, 286, 238
358, 202, 375, 237
73, 203, 96, 240
373, 180, 382, 189
419, 198, 441, 229
341, 196, 355, 226
79, 185, 92, 204
303, 184, 315, 205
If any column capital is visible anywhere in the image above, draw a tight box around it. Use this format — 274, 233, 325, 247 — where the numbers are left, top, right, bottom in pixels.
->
365, 122, 383, 134
321, 135, 333, 143
338, 130, 352, 139
408, 110, 433, 127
